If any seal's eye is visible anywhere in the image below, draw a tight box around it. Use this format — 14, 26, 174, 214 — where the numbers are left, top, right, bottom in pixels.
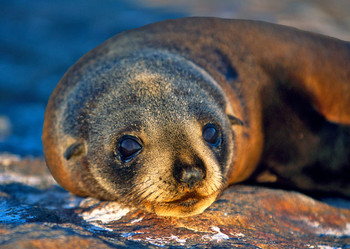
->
117, 136, 142, 162
202, 124, 220, 147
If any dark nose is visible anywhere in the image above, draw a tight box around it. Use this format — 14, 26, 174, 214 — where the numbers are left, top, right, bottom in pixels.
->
173, 159, 205, 189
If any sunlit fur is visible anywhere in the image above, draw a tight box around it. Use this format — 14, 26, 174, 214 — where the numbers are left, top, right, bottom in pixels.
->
43, 18, 350, 217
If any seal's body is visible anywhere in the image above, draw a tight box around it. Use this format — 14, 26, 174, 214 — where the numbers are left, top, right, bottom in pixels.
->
42, 18, 350, 217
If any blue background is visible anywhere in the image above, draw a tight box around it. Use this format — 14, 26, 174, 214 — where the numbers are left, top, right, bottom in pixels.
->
0, 0, 185, 156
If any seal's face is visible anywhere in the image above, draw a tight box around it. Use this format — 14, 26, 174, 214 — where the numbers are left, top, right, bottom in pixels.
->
103, 107, 230, 216
52, 51, 240, 216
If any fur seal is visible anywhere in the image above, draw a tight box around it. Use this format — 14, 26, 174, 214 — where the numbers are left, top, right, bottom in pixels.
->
42, 17, 350, 217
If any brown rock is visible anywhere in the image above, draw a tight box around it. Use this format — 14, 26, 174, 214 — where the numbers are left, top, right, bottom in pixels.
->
0, 154, 349, 248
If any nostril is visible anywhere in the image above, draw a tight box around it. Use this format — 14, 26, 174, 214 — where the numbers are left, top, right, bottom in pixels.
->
173, 156, 207, 189
176, 167, 204, 189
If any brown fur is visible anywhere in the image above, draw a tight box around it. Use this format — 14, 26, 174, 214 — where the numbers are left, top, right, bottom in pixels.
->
42, 17, 350, 217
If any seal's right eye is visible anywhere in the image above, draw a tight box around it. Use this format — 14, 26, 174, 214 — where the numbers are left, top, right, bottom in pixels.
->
117, 136, 143, 162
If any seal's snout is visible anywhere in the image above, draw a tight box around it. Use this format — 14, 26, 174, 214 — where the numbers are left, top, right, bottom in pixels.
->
177, 166, 204, 189
173, 158, 206, 189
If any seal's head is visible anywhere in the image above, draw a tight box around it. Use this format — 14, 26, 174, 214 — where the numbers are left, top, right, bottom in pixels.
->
43, 50, 242, 217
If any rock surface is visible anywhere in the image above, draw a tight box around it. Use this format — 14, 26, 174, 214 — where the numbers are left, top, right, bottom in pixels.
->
0, 155, 349, 248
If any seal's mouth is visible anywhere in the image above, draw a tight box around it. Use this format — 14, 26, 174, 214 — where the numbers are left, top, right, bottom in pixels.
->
165, 192, 205, 207
142, 191, 219, 217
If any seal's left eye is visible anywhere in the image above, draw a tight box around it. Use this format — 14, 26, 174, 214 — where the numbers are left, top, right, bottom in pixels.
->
202, 124, 220, 147
118, 136, 142, 162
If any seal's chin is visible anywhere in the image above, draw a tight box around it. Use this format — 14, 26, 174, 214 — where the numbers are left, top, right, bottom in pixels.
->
142, 192, 219, 217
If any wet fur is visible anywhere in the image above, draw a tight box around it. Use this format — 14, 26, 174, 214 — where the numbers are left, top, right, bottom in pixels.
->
43, 17, 350, 217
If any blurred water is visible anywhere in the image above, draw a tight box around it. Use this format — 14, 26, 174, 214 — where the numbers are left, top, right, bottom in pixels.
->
0, 0, 185, 156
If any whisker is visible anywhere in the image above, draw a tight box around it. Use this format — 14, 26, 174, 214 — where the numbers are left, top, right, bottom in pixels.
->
121, 180, 155, 204
138, 188, 158, 204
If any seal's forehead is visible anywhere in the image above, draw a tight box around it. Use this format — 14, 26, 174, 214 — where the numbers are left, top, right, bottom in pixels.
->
97, 49, 229, 106
86, 70, 227, 138
110, 72, 219, 118
120, 72, 174, 100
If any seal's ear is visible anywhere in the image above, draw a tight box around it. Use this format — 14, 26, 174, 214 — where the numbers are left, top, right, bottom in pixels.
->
248, 22, 350, 125
64, 140, 86, 160
228, 115, 243, 126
